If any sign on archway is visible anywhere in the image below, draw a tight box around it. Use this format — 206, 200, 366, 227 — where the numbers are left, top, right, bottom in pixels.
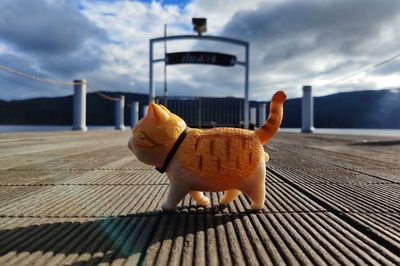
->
166, 52, 237, 66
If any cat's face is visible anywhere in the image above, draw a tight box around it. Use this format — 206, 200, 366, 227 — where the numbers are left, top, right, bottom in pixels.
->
128, 103, 187, 167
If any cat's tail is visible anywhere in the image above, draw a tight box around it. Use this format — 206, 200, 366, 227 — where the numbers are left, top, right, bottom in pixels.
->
255, 90, 287, 144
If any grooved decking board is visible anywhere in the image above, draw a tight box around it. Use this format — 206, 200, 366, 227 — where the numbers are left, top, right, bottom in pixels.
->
0, 130, 399, 265
0, 213, 399, 265
268, 168, 400, 212
0, 181, 326, 217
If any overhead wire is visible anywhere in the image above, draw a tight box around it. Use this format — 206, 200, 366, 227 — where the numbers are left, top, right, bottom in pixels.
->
0, 65, 81, 86
0, 64, 123, 103
320, 51, 400, 88
4, 46, 399, 102
86, 85, 120, 101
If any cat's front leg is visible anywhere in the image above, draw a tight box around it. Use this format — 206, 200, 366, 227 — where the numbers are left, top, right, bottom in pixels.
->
189, 191, 210, 206
162, 182, 189, 211
220, 189, 241, 205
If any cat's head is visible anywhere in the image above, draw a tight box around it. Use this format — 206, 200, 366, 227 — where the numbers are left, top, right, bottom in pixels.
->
128, 103, 187, 167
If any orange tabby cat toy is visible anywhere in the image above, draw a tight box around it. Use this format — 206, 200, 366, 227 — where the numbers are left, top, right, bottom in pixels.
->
128, 91, 286, 210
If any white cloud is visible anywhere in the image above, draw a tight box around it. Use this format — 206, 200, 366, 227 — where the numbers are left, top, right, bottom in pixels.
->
1, 0, 400, 102
185, 0, 275, 33
221, 0, 400, 99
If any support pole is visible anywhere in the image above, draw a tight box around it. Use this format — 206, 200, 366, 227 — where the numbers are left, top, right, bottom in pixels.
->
301, 85, 315, 133
130, 101, 139, 128
72, 80, 87, 131
115, 96, 125, 130
149, 40, 155, 104
258, 103, 266, 127
244, 43, 250, 129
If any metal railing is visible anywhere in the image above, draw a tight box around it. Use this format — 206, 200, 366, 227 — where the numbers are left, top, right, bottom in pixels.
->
156, 96, 244, 128
0, 64, 313, 131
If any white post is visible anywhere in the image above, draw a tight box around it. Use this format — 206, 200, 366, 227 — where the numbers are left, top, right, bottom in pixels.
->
142, 105, 149, 119
250, 107, 257, 128
258, 103, 266, 127
302, 85, 315, 133
130, 101, 139, 128
72, 80, 87, 131
115, 96, 125, 130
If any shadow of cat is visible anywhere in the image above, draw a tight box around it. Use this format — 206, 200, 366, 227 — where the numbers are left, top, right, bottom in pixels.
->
0, 209, 264, 265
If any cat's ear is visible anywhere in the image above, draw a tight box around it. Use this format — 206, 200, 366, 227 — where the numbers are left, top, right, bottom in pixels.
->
147, 103, 170, 124
158, 104, 171, 113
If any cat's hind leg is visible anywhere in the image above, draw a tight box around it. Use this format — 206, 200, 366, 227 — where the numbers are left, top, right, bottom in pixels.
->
219, 189, 240, 205
241, 161, 266, 210
162, 183, 189, 211
189, 191, 210, 206
242, 181, 265, 210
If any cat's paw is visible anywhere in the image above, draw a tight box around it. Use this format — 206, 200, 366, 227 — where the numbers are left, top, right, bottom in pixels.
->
250, 202, 264, 211
219, 196, 230, 205
197, 196, 210, 206
161, 203, 176, 211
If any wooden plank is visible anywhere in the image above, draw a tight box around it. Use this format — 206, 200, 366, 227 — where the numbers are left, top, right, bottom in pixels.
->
0, 131, 399, 265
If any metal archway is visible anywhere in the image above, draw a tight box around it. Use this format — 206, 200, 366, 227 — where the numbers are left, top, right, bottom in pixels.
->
149, 34, 250, 128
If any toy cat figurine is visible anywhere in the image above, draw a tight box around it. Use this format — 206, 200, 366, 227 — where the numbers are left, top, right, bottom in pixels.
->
128, 91, 286, 210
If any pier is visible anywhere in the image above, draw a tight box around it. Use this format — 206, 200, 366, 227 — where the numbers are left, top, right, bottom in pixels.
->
0, 130, 399, 265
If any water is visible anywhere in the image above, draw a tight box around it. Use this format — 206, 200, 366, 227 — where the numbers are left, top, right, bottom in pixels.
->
0, 125, 120, 133
0, 125, 399, 137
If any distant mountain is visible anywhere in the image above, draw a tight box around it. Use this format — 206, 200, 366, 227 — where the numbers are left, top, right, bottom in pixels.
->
0, 89, 399, 128
0, 92, 148, 126
279, 89, 400, 129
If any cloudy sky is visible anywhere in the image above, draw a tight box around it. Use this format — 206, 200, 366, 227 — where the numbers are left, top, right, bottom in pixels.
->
1, 0, 400, 101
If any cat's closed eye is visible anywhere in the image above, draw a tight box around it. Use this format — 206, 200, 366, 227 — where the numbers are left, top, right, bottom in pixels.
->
137, 131, 163, 148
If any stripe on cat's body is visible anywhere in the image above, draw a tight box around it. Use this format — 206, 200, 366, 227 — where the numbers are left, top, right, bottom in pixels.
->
175, 128, 264, 190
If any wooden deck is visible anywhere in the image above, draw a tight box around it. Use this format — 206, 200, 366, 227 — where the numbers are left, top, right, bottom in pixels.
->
0, 130, 399, 265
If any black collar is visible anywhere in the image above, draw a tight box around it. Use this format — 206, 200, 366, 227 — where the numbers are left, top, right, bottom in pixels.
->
156, 127, 190, 173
